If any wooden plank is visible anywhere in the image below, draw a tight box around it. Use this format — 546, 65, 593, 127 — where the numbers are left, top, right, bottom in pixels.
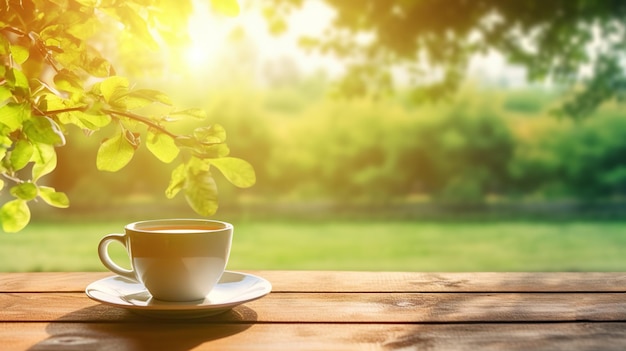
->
254, 271, 626, 293
3, 271, 626, 293
4, 322, 626, 351
3, 292, 626, 323
0, 272, 110, 292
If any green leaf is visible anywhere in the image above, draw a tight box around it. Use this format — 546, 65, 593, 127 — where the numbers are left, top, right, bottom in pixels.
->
210, 0, 240, 16
74, 0, 98, 6
100, 76, 129, 103
67, 15, 99, 41
0, 135, 11, 148
96, 131, 135, 172
197, 143, 230, 158
75, 111, 112, 130
185, 158, 219, 216
37, 93, 67, 112
38, 186, 70, 208
0, 199, 31, 233
194, 124, 226, 143
83, 51, 113, 78
31, 143, 57, 181
41, 28, 90, 74
170, 108, 207, 120
0, 179, 4, 192
37, 94, 89, 119
23, 117, 66, 146
54, 69, 84, 96
10, 182, 38, 201
111, 89, 173, 110
110, 96, 149, 110
10, 45, 29, 65
114, 5, 159, 49
53, 100, 111, 130
0, 34, 9, 55
0, 86, 12, 102
175, 134, 229, 158
31, 143, 57, 182
165, 163, 186, 199
128, 89, 172, 105
8, 68, 29, 96
147, 130, 179, 163
208, 157, 256, 188
0, 103, 29, 131
9, 139, 33, 172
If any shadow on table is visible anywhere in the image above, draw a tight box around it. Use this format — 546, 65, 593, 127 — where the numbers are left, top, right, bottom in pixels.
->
28, 304, 257, 351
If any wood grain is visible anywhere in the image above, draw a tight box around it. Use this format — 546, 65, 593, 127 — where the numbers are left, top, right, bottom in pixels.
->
3, 272, 626, 350
3, 291, 626, 323
3, 271, 626, 293
3, 322, 626, 351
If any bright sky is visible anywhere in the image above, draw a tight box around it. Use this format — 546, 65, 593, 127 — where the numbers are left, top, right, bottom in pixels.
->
184, 0, 340, 76
182, 0, 528, 88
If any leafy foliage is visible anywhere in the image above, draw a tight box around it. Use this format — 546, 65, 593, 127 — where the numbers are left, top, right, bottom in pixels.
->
266, 94, 514, 204
267, 0, 626, 116
510, 107, 626, 199
0, 0, 254, 232
49, 83, 626, 210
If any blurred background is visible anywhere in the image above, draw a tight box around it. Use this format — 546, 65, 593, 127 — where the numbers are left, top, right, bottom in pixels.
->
3, 0, 626, 272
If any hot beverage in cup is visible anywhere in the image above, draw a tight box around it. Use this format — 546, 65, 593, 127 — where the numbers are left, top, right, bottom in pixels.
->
98, 219, 233, 302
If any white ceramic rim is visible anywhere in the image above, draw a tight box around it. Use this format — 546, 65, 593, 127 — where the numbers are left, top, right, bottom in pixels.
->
125, 219, 233, 233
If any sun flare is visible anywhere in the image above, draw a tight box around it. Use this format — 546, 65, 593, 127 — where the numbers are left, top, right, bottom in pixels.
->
179, 0, 337, 77
183, 1, 226, 71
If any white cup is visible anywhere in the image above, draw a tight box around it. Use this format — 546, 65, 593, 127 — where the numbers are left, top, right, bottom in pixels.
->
98, 219, 233, 302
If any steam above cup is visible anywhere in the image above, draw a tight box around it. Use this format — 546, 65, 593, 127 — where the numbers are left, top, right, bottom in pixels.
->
98, 219, 233, 302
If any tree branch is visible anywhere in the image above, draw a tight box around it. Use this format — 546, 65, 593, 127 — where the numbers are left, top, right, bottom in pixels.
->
44, 105, 179, 139
37, 106, 88, 115
45, 105, 222, 148
1, 172, 22, 184
102, 108, 179, 139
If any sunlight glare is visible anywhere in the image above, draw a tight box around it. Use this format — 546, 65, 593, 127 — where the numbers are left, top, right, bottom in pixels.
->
184, 0, 224, 71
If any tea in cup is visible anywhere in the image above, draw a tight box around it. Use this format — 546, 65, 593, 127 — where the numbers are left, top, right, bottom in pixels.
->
98, 219, 233, 302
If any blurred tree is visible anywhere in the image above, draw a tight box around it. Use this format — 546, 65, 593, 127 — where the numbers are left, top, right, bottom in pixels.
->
265, 92, 514, 204
266, 0, 626, 118
400, 98, 515, 203
0, 0, 255, 232
512, 109, 626, 199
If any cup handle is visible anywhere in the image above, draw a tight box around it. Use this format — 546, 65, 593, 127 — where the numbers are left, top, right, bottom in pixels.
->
98, 233, 135, 280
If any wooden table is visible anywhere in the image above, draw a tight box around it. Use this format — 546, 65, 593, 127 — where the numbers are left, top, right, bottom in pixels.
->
2, 271, 626, 350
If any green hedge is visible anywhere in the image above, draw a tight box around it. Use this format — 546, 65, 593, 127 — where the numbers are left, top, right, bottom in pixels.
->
50, 83, 626, 207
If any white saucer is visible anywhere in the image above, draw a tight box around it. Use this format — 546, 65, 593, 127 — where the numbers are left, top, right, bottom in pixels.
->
86, 271, 272, 319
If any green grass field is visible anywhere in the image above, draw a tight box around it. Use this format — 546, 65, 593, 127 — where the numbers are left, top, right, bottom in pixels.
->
2, 219, 626, 272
